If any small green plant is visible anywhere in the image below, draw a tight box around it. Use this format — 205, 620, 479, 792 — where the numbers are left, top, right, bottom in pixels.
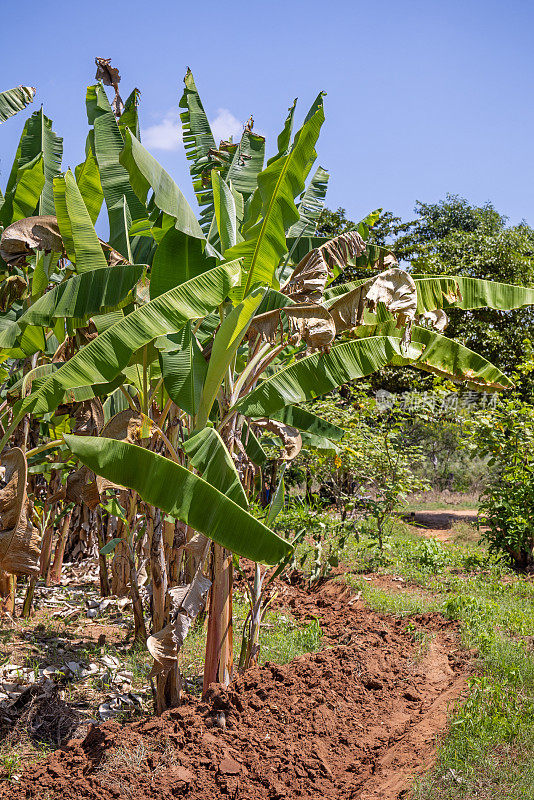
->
0, 752, 21, 781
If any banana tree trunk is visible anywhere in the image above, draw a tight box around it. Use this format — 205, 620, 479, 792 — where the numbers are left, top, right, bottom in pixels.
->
203, 543, 233, 693
0, 572, 16, 615
49, 511, 72, 585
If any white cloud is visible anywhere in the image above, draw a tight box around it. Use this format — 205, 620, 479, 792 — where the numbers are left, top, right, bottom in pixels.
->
142, 110, 183, 151
211, 108, 243, 143
141, 107, 243, 151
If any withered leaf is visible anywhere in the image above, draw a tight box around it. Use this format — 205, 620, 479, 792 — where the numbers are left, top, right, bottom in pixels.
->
0, 216, 63, 267
147, 572, 212, 677
417, 308, 449, 332
254, 419, 302, 462
248, 304, 336, 352
0, 448, 40, 577
283, 230, 367, 303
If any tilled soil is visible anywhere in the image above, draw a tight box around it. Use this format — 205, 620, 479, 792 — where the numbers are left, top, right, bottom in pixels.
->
0, 579, 471, 800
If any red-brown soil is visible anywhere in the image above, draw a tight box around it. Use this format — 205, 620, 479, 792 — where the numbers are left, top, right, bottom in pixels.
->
0, 579, 470, 800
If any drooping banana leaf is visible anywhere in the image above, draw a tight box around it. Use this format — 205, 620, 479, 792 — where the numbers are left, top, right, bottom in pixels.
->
286, 166, 329, 238
183, 427, 247, 508
120, 129, 204, 240
413, 275, 534, 313
235, 336, 423, 418
269, 405, 344, 441
0, 86, 35, 123
64, 434, 290, 564
158, 323, 207, 416
0, 263, 143, 349
3, 261, 241, 437
225, 101, 325, 294
356, 321, 514, 390
53, 170, 108, 272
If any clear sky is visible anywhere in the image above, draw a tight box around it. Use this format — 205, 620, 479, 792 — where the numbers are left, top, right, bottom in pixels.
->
2, 0, 534, 228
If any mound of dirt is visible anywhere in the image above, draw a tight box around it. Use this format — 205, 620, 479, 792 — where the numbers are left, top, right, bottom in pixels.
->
1, 581, 470, 800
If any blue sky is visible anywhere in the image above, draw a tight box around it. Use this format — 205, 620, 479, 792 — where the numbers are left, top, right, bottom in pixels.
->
2, 0, 534, 229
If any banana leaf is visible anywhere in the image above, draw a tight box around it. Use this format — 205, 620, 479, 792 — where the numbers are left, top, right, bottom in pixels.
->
0, 86, 35, 123
235, 336, 423, 417
0, 263, 143, 349
64, 434, 290, 564
5, 261, 241, 435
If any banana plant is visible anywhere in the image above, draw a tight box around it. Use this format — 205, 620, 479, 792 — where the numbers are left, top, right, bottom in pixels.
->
1, 66, 533, 710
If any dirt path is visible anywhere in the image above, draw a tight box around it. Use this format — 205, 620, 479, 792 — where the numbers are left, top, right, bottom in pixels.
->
2, 579, 470, 800
402, 508, 479, 543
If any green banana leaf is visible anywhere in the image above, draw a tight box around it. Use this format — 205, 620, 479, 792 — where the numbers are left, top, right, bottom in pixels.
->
179, 69, 216, 188
266, 99, 297, 167
10, 154, 45, 222
19, 108, 62, 215
357, 322, 514, 390
270, 405, 344, 441
224, 130, 266, 198
242, 422, 267, 466
225, 102, 325, 294
75, 145, 103, 225
86, 84, 147, 255
64, 434, 290, 564
235, 336, 422, 418
183, 427, 247, 508
120, 129, 203, 240
118, 89, 141, 140
211, 171, 238, 254
150, 227, 215, 300
287, 166, 329, 238
5, 261, 241, 435
413, 276, 534, 313
159, 323, 207, 416
196, 287, 264, 428
53, 170, 108, 272
0, 264, 143, 349
266, 463, 287, 525
0, 86, 35, 123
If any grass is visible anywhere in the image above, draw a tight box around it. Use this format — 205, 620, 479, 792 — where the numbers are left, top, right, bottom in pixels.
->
179, 594, 323, 687
275, 502, 534, 800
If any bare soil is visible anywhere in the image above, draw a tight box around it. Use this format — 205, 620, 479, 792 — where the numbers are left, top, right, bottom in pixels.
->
0, 578, 471, 800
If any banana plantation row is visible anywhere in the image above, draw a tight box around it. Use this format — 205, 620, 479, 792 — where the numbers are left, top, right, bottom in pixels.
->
0, 62, 532, 712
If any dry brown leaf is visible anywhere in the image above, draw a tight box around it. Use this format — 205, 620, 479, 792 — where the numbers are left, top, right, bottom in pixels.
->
365, 268, 418, 344
417, 308, 449, 332
95, 57, 124, 118
147, 572, 212, 677
247, 304, 336, 352
254, 419, 302, 462
0, 275, 28, 311
72, 398, 105, 437
0, 216, 64, 267
0, 448, 40, 577
283, 230, 367, 302
100, 409, 149, 443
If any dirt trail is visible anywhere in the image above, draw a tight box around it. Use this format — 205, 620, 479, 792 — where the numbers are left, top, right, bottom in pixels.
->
2, 579, 471, 800
402, 508, 479, 543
